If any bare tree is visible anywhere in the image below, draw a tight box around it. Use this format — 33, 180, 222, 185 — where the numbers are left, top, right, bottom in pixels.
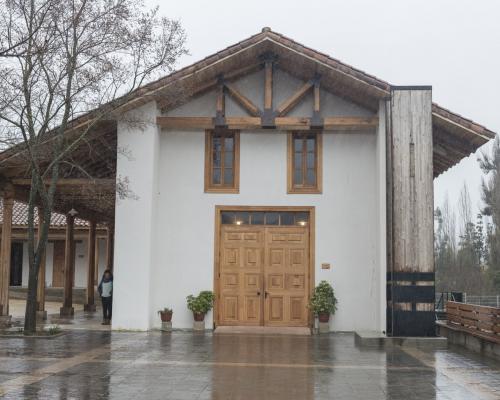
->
0, 0, 187, 334
458, 182, 473, 239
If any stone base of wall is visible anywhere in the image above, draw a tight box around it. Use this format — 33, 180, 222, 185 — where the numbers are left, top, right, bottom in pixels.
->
437, 322, 500, 361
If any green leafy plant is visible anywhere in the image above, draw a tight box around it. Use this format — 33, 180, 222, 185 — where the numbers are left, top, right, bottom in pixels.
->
46, 325, 61, 335
309, 281, 338, 315
157, 307, 173, 315
187, 291, 215, 315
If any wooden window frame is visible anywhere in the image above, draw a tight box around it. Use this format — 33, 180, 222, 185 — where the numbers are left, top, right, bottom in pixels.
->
287, 132, 322, 194
204, 130, 240, 193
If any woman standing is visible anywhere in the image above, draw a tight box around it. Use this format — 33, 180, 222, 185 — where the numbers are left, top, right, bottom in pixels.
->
98, 269, 113, 325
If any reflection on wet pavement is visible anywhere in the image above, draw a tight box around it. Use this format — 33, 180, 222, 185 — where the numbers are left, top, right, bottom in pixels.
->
1, 331, 500, 399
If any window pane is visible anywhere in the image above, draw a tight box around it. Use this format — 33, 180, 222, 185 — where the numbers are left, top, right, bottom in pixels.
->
294, 153, 302, 169
250, 212, 265, 225
213, 151, 221, 168
280, 212, 294, 225
224, 168, 233, 185
224, 151, 233, 168
294, 169, 302, 185
265, 212, 279, 225
213, 137, 222, 152
294, 138, 303, 151
213, 168, 221, 184
306, 137, 315, 151
224, 136, 234, 151
306, 169, 316, 185
221, 212, 235, 224
306, 152, 315, 169
235, 212, 249, 225
295, 212, 309, 225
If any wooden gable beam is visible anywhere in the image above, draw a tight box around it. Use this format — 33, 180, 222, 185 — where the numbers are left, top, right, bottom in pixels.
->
275, 81, 314, 116
215, 78, 225, 127
262, 53, 277, 127
264, 59, 273, 111
157, 116, 378, 131
224, 82, 262, 117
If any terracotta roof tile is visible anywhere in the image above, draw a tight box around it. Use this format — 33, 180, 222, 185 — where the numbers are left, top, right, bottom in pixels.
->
0, 199, 88, 228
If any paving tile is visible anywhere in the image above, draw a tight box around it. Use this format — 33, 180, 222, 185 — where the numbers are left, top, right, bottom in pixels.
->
1, 331, 500, 399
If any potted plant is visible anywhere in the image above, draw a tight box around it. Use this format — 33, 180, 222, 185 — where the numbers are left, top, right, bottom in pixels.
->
309, 280, 338, 323
187, 291, 215, 321
158, 307, 173, 322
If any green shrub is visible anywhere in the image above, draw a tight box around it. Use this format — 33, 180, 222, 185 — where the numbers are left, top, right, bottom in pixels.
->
187, 291, 215, 314
309, 281, 338, 315
46, 325, 61, 335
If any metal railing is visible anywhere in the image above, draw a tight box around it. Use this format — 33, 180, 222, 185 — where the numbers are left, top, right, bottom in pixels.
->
436, 292, 500, 309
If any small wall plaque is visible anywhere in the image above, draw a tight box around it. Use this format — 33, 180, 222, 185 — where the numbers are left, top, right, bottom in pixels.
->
321, 263, 331, 270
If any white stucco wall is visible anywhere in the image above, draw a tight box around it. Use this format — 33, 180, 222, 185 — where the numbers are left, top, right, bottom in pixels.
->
113, 69, 386, 332
113, 101, 160, 330
20, 237, 107, 288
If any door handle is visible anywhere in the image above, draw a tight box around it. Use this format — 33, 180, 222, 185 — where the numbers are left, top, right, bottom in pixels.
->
257, 291, 261, 296
265, 291, 268, 299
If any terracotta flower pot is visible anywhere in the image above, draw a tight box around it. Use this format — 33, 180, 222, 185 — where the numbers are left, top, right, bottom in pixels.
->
318, 313, 330, 323
160, 311, 173, 322
193, 312, 205, 322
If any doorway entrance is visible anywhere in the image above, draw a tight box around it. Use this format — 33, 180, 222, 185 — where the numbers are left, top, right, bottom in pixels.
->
215, 207, 314, 328
9, 242, 23, 286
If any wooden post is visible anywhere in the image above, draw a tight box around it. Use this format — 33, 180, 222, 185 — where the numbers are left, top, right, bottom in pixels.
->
214, 77, 225, 127
94, 235, 100, 285
60, 213, 75, 317
262, 54, 276, 127
84, 221, 97, 312
36, 208, 47, 320
0, 191, 14, 326
106, 224, 114, 272
387, 86, 434, 337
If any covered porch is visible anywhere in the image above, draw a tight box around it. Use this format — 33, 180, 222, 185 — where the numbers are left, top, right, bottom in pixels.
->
0, 120, 118, 325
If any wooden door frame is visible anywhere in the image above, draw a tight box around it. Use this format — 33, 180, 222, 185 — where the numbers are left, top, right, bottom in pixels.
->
213, 205, 315, 329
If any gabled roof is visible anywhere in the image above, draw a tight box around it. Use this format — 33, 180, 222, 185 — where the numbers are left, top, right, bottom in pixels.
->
0, 27, 496, 196
66, 27, 494, 176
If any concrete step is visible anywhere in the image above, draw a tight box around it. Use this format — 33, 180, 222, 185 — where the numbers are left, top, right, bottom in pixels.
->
214, 326, 311, 335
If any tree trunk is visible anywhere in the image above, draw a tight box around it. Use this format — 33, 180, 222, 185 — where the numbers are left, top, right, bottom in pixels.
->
24, 261, 39, 334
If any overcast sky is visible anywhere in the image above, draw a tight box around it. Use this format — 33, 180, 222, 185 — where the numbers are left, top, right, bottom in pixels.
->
149, 0, 500, 214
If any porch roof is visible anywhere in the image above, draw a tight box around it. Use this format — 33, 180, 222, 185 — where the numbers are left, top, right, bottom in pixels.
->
0, 199, 88, 228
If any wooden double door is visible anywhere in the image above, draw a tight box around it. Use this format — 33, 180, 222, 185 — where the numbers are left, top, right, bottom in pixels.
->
218, 225, 310, 327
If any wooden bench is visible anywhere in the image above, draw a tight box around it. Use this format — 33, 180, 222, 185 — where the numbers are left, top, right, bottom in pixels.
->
443, 301, 500, 344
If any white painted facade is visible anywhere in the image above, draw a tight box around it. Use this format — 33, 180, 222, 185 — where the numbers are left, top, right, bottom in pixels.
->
113, 69, 387, 332
18, 238, 108, 288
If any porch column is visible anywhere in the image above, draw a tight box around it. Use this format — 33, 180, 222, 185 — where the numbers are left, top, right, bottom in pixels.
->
106, 224, 114, 271
386, 86, 434, 337
0, 190, 14, 326
84, 221, 97, 312
36, 208, 47, 320
94, 236, 99, 284
60, 213, 75, 317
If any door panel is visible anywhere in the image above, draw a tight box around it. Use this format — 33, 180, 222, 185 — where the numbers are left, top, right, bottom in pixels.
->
52, 241, 65, 287
264, 227, 309, 327
218, 224, 309, 327
219, 227, 263, 325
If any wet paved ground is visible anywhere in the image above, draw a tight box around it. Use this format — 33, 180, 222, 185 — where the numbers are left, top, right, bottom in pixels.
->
1, 331, 500, 399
